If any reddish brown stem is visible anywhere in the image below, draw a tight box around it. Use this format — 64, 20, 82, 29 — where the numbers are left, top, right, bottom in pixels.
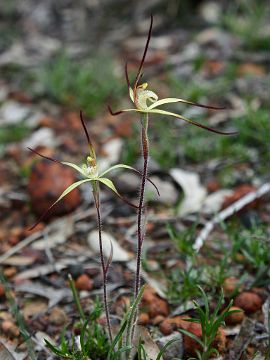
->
93, 188, 112, 343
134, 122, 149, 299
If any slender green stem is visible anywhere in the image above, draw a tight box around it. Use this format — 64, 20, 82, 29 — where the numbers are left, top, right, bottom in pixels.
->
93, 184, 113, 343
68, 274, 86, 321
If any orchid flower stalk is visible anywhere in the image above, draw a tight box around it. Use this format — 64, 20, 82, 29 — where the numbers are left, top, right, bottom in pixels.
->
109, 15, 237, 341
28, 111, 158, 344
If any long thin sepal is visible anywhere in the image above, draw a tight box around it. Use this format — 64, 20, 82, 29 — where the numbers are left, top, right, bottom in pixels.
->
108, 105, 124, 116
134, 15, 153, 91
28, 147, 63, 165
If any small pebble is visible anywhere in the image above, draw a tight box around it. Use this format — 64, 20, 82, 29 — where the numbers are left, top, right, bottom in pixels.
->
234, 291, 262, 314
75, 274, 94, 291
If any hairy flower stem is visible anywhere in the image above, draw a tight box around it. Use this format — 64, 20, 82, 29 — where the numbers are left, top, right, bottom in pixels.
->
93, 184, 113, 343
135, 113, 149, 299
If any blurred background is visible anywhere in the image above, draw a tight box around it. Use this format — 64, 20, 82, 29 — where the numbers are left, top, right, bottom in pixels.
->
0, 0, 270, 223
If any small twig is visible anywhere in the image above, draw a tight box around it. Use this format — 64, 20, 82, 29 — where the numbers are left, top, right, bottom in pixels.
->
194, 182, 270, 252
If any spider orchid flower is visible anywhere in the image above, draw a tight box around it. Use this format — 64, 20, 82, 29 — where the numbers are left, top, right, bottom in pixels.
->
108, 15, 237, 136
28, 111, 159, 230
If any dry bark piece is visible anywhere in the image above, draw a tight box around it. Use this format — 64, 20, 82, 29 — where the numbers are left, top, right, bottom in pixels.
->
227, 317, 255, 360
28, 160, 81, 218
75, 274, 94, 291
234, 292, 263, 314
225, 306, 244, 325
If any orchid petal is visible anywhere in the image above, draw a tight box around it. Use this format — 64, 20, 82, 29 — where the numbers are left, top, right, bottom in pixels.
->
61, 161, 87, 178
147, 109, 237, 135
99, 164, 159, 196
98, 177, 138, 208
80, 111, 96, 159
29, 179, 92, 230
129, 87, 134, 102
148, 98, 225, 110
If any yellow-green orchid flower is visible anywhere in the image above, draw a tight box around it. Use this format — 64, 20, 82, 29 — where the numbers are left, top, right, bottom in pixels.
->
28, 111, 158, 230
109, 15, 237, 136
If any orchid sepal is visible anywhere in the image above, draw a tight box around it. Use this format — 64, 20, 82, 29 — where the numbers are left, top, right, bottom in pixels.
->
109, 107, 237, 135
99, 163, 160, 196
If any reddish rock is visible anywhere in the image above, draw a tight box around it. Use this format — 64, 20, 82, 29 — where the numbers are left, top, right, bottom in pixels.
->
234, 292, 262, 314
159, 316, 190, 336
183, 322, 202, 356
225, 306, 244, 325
142, 286, 169, 318
75, 274, 93, 291
28, 160, 81, 218
183, 323, 226, 356
138, 312, 150, 325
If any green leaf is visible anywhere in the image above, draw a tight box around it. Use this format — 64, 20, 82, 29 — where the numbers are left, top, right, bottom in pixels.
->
156, 338, 180, 360
108, 319, 128, 359
45, 339, 72, 358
